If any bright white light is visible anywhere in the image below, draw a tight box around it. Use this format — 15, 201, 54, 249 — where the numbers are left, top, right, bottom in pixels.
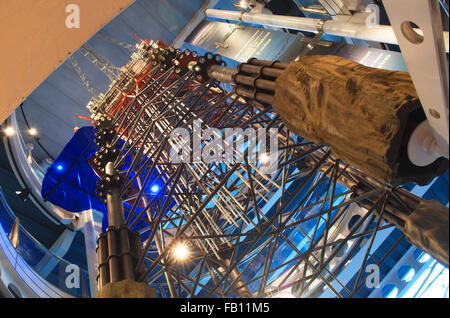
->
150, 184, 160, 193
28, 128, 38, 136
259, 153, 270, 164
173, 242, 189, 261
3, 126, 15, 136
238, 0, 248, 8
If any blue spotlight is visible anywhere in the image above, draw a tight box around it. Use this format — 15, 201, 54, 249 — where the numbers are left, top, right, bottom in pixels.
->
56, 164, 64, 172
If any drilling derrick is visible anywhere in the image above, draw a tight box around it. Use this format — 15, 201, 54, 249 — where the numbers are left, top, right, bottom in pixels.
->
69, 41, 449, 298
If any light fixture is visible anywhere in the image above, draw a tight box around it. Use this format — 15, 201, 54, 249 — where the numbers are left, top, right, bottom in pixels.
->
234, 0, 249, 10
56, 164, 64, 172
173, 242, 189, 262
3, 126, 15, 136
150, 184, 160, 194
238, 0, 248, 9
259, 153, 270, 164
16, 188, 31, 202
27, 127, 38, 137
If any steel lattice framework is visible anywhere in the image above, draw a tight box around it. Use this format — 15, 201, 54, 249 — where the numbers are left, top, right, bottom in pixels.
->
70, 45, 432, 298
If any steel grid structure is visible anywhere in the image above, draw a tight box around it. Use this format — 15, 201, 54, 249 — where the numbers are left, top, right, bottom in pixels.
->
44, 44, 440, 298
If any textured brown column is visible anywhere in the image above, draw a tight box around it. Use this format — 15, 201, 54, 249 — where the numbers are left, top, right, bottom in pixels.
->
272, 55, 448, 185
96, 280, 156, 298
405, 200, 449, 267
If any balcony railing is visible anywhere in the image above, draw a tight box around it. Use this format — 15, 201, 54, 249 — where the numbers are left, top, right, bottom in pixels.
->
0, 187, 91, 298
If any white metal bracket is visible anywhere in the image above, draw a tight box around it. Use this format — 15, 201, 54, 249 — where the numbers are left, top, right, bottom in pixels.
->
383, 0, 449, 154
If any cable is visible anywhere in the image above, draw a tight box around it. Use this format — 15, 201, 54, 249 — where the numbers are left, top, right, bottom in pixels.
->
19, 103, 56, 161
412, 260, 438, 298
440, 0, 449, 17
417, 266, 446, 298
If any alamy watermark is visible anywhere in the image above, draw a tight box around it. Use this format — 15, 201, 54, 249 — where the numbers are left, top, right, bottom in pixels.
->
66, 4, 80, 29
65, 264, 80, 289
65, 3, 381, 30
169, 120, 279, 175
365, 264, 380, 289
62, 263, 379, 292
365, 4, 380, 28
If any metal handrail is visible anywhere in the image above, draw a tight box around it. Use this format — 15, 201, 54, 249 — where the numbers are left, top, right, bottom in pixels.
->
3, 111, 76, 228
0, 187, 90, 297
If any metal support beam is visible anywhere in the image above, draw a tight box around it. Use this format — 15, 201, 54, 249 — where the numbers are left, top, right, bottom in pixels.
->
105, 162, 125, 227
204, 9, 449, 52
383, 0, 449, 159
74, 209, 104, 297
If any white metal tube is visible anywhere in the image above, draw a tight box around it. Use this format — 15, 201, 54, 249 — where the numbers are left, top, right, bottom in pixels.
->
322, 21, 398, 45
206, 9, 322, 33
205, 9, 449, 52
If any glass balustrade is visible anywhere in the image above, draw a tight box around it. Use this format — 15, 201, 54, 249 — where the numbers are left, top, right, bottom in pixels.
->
0, 187, 91, 298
